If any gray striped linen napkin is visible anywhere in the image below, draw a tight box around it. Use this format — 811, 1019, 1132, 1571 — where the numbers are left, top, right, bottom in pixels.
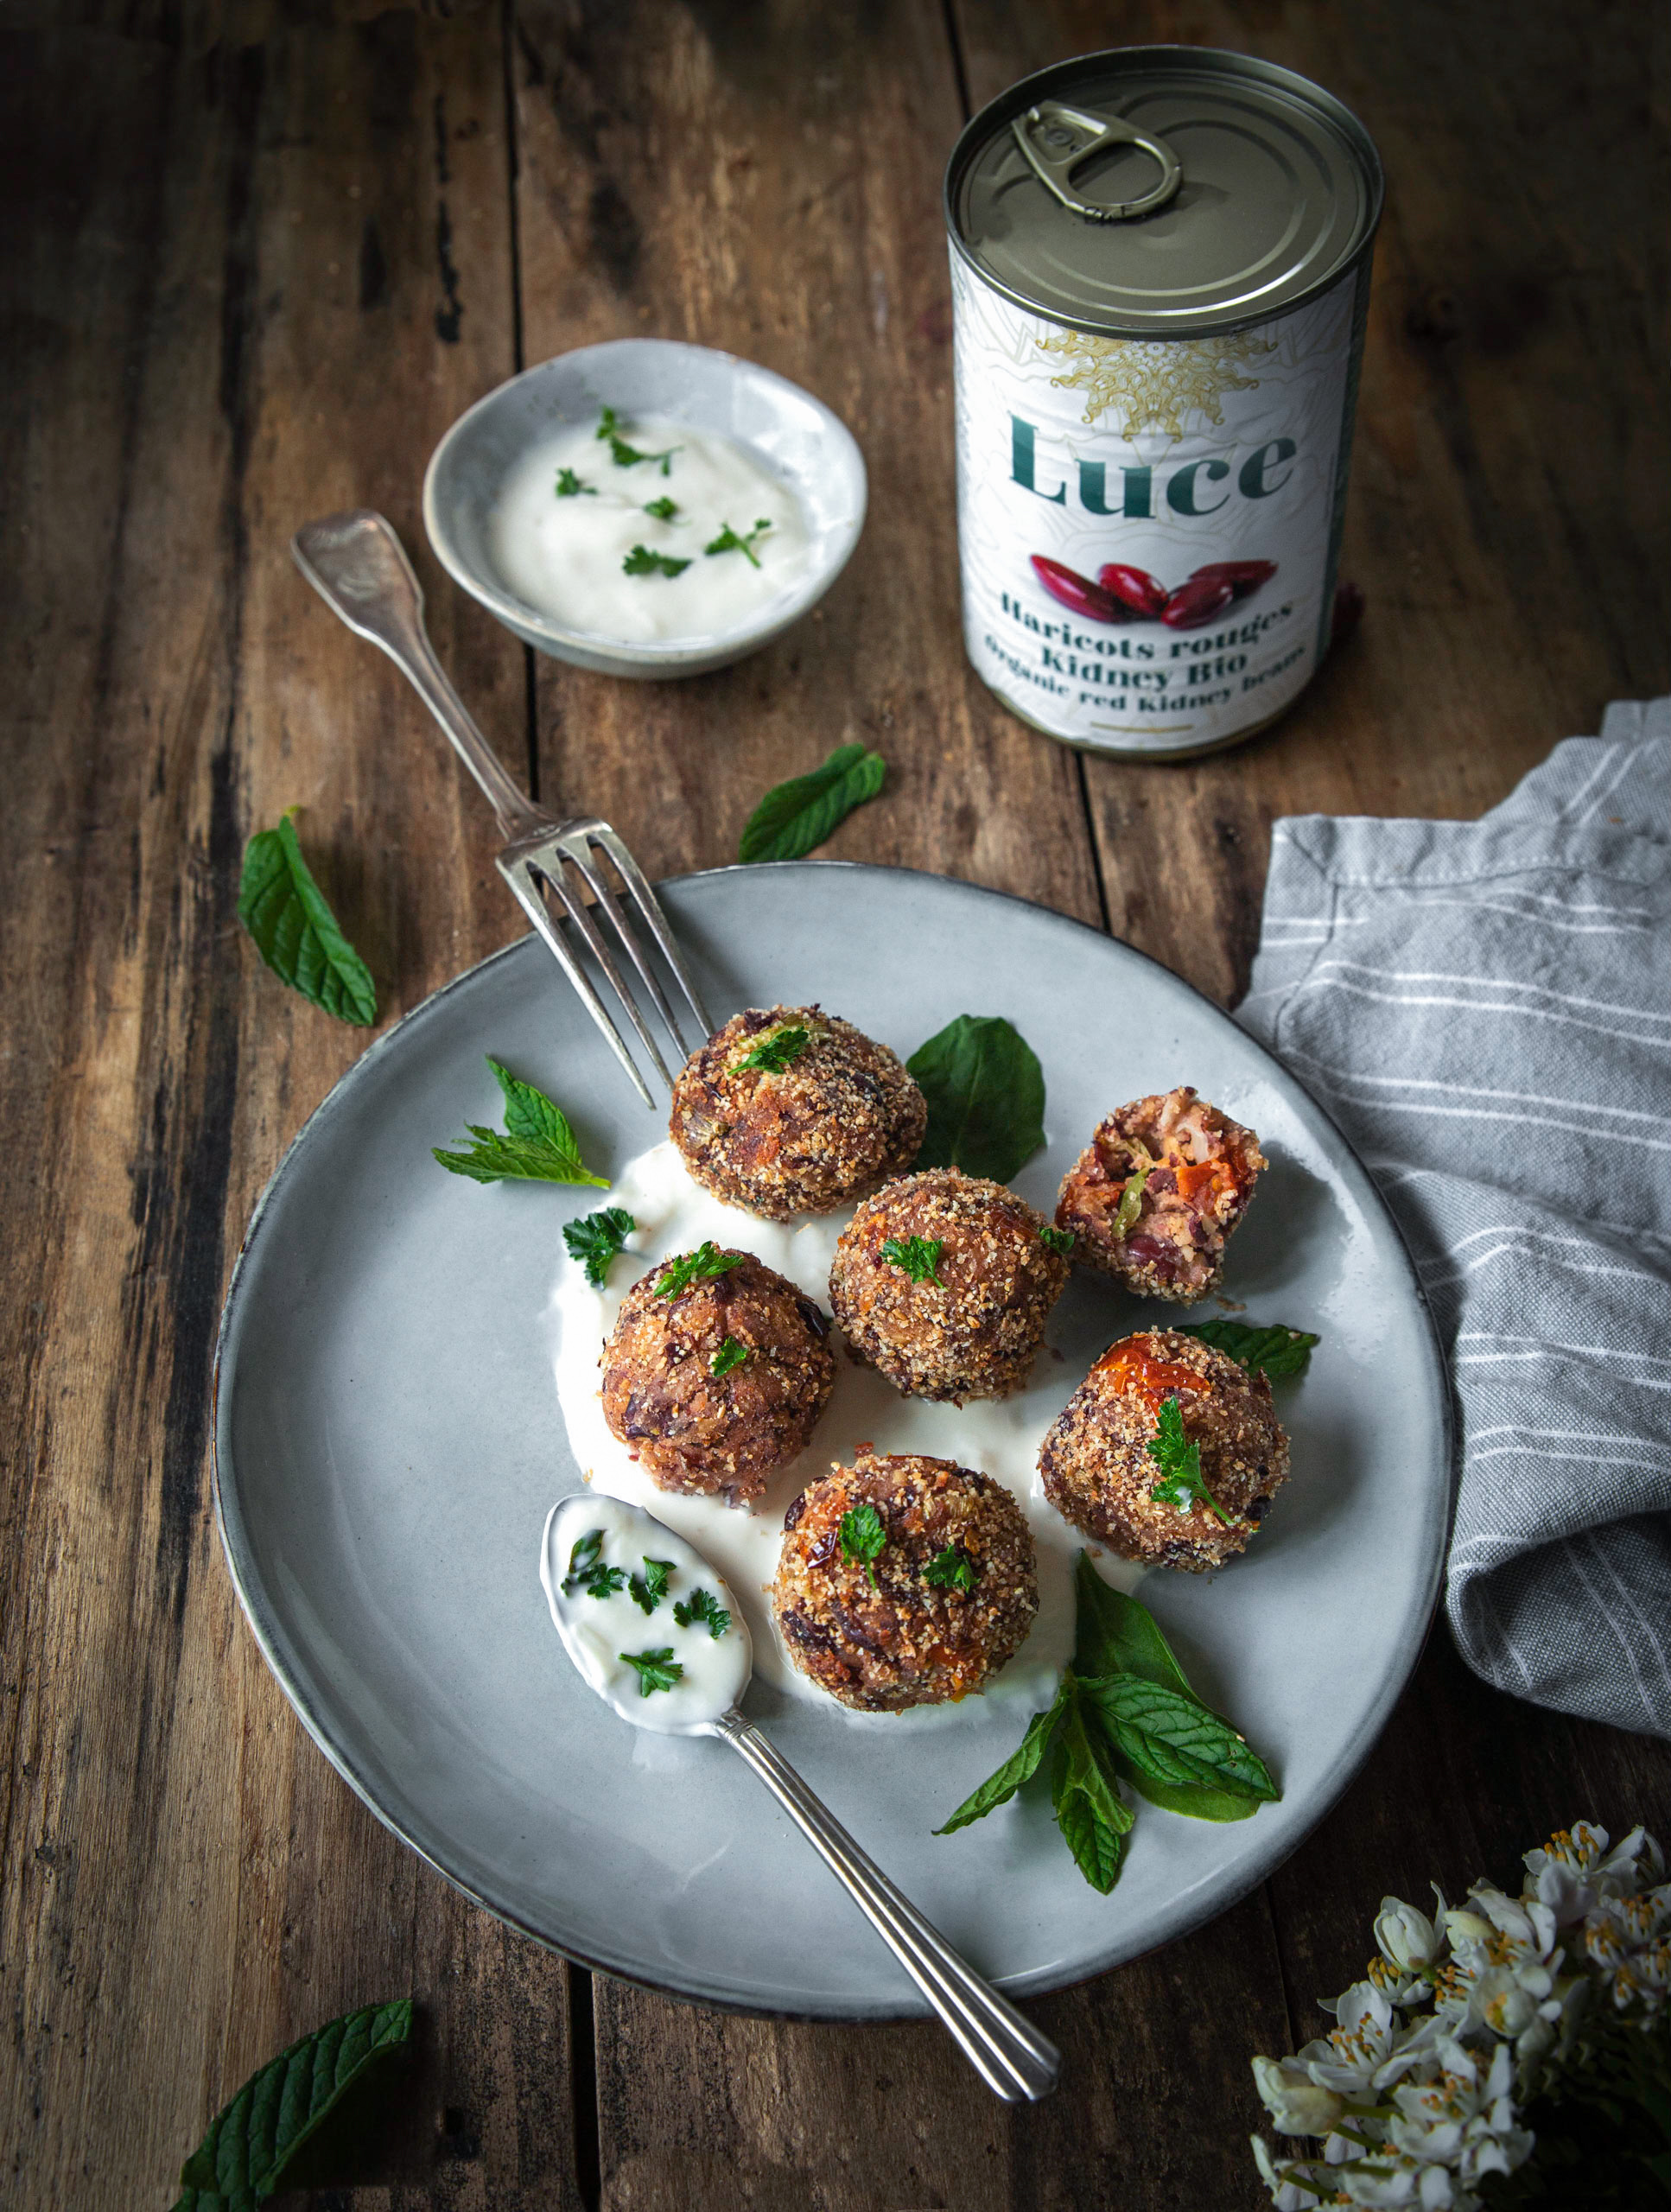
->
1236, 698, 1670, 1738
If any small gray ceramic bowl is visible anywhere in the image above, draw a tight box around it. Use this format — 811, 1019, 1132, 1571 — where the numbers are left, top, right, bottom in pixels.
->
423, 339, 867, 678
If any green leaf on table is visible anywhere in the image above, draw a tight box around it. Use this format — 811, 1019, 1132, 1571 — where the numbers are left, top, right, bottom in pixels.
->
173, 1999, 412, 2212
563, 1205, 636, 1287
906, 1014, 1045, 1184
1078, 1674, 1279, 1805
1174, 1319, 1320, 1378
434, 1059, 609, 1186
238, 812, 377, 1027
933, 1691, 1065, 1834
737, 741, 888, 864
1050, 1684, 1133, 1894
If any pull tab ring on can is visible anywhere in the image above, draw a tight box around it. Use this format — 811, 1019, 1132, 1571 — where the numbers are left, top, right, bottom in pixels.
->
1009, 100, 1182, 222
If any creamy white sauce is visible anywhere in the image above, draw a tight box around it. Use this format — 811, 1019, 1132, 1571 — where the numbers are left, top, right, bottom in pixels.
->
541, 1494, 752, 1733
547, 1142, 1144, 1732
489, 414, 811, 643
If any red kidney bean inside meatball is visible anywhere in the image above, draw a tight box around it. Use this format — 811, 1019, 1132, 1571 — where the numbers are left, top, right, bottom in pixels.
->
669, 1006, 925, 1223
1039, 1329, 1289, 1572
828, 1167, 1069, 1402
600, 1247, 835, 1503
772, 1451, 1039, 1711
1055, 1087, 1266, 1302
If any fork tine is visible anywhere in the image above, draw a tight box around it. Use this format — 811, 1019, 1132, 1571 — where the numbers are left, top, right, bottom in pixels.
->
526, 850, 679, 1095
558, 835, 698, 1066
495, 853, 658, 1110
583, 823, 715, 1039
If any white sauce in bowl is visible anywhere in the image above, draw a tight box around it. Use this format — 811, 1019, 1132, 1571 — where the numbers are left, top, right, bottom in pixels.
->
489, 413, 812, 643
548, 1143, 1143, 1732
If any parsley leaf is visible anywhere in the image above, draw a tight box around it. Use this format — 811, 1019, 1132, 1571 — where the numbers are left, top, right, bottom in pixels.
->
881, 1235, 944, 1286
629, 1558, 675, 1615
672, 1587, 732, 1639
641, 494, 679, 520
709, 1336, 749, 1378
619, 1648, 683, 1696
1174, 1319, 1320, 1379
1147, 1396, 1235, 1525
906, 1014, 1046, 1185
433, 1058, 610, 1187
733, 1023, 811, 1074
838, 1502, 886, 1586
597, 406, 680, 474
704, 516, 773, 569
562, 1205, 635, 1287
1039, 1224, 1075, 1256
556, 467, 595, 498
737, 742, 888, 864
655, 1243, 746, 1300
622, 543, 691, 578
562, 1530, 627, 1601
924, 1543, 979, 1592
238, 811, 377, 1027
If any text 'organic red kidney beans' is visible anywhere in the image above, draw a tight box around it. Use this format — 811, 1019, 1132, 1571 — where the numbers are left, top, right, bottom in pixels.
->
945, 48, 1382, 760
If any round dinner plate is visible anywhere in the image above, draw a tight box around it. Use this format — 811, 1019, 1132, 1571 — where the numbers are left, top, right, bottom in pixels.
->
213, 862, 1451, 2019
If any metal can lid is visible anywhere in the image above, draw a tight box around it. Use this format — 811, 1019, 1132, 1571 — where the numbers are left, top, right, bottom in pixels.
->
946, 46, 1383, 338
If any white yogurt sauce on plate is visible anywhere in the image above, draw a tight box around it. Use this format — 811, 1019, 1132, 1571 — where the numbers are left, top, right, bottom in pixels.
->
490, 413, 811, 643
548, 1142, 1143, 1732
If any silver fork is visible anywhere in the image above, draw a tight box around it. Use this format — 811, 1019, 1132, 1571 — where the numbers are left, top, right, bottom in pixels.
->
291, 510, 712, 1109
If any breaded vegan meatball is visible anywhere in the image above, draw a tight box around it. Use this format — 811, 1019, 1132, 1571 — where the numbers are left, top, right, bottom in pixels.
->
1039, 1329, 1289, 1572
1056, 1087, 1266, 1303
773, 1451, 1038, 1712
600, 1246, 835, 1503
669, 1006, 925, 1223
829, 1167, 1069, 1402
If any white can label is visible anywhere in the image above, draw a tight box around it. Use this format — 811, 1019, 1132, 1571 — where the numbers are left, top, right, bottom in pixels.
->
950, 251, 1364, 754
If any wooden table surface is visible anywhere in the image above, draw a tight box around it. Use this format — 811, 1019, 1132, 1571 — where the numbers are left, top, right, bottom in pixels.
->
4, 3, 1667, 2206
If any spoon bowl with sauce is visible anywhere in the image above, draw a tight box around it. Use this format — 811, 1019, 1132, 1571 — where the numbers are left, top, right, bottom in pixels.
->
541, 1494, 1061, 2101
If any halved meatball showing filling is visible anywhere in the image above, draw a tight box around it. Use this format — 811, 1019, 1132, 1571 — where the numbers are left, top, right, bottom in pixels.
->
1055, 1087, 1266, 1302
1039, 1328, 1289, 1572
772, 1450, 1038, 1711
669, 1005, 925, 1223
600, 1248, 835, 1503
829, 1167, 1069, 1402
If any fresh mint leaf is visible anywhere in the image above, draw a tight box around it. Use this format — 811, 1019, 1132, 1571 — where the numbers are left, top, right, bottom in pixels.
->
1051, 1683, 1133, 1894
880, 1234, 944, 1286
933, 1692, 1065, 1834
655, 1243, 745, 1300
1174, 1319, 1320, 1379
434, 1058, 609, 1187
238, 813, 377, 1027
907, 1014, 1045, 1185
1077, 1674, 1279, 1804
737, 742, 888, 864
1147, 1395, 1235, 1524
1039, 1224, 1075, 1256
563, 1206, 635, 1287
924, 1543, 979, 1592
1053, 1779, 1128, 1896
630, 1559, 675, 1616
173, 1999, 412, 2212
709, 1336, 749, 1378
704, 516, 773, 569
556, 467, 595, 498
562, 1529, 626, 1600
838, 1502, 886, 1586
622, 543, 690, 578
619, 1648, 683, 1696
642, 494, 679, 520
734, 1024, 810, 1074
673, 1587, 731, 1639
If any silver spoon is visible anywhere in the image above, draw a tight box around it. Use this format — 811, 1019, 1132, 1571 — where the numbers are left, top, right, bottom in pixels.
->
541, 1494, 1061, 2102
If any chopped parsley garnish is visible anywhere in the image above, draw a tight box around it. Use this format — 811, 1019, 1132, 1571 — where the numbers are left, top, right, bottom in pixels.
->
562, 1205, 635, 1287
880, 1234, 944, 1287
597, 405, 680, 474
619, 1648, 683, 1697
1147, 1396, 1235, 1525
655, 1243, 746, 1300
622, 543, 691, 579
734, 1024, 810, 1074
673, 1587, 732, 1640
924, 1544, 980, 1593
704, 517, 773, 568
838, 1502, 887, 1586
556, 467, 595, 498
562, 1529, 626, 1600
641, 494, 679, 520
1039, 1224, 1075, 1256
709, 1336, 749, 1378
629, 1558, 675, 1615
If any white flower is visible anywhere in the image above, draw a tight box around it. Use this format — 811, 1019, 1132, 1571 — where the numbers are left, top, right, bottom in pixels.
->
1306, 1981, 1431, 2094
1253, 2054, 1347, 2138
1376, 1898, 1439, 1974
1386, 2043, 1534, 2190
1251, 2133, 1324, 2210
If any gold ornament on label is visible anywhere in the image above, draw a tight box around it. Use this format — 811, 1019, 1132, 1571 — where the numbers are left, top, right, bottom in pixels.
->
1036, 329, 1278, 439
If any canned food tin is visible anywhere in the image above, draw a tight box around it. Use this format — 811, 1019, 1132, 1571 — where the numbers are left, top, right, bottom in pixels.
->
945, 48, 1382, 760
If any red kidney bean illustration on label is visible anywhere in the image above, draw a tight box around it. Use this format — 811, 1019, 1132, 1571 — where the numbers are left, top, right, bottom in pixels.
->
1096, 563, 1170, 619
1187, 559, 1278, 600
1160, 576, 1237, 629
1031, 554, 1279, 626
1029, 556, 1130, 624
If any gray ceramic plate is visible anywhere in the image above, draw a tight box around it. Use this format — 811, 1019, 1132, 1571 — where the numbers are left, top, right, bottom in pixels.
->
213, 863, 1451, 2018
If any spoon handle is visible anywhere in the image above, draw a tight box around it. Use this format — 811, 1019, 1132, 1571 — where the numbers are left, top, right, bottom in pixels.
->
709, 1710, 1060, 2102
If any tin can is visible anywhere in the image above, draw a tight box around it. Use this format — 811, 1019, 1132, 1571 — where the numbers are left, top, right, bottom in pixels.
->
945, 48, 1382, 760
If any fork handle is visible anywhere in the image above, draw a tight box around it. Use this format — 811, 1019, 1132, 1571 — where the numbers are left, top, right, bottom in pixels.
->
708, 1710, 1061, 2102
292, 511, 549, 842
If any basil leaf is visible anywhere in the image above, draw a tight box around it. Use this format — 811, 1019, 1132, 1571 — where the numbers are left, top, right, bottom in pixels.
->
933, 1694, 1064, 1834
433, 1059, 609, 1186
1078, 1674, 1280, 1804
1174, 1319, 1320, 1378
174, 1999, 412, 2212
738, 742, 887, 864
238, 813, 376, 1027
906, 1014, 1045, 1184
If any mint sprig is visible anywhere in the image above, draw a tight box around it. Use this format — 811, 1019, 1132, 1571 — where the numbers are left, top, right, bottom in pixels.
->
433, 1058, 609, 1187
737, 742, 888, 864
238, 812, 377, 1027
1174, 1319, 1320, 1379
